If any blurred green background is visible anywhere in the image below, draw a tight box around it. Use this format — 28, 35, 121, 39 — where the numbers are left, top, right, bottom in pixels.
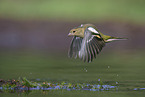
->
0, 0, 145, 96
0, 0, 145, 23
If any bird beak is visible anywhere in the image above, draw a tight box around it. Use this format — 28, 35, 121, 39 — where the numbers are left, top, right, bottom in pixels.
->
68, 33, 73, 36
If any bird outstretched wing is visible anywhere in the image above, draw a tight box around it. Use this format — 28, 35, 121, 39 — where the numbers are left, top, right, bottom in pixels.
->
68, 36, 83, 58
79, 28, 105, 62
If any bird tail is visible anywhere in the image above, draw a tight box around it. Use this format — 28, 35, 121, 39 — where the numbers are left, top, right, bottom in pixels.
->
106, 37, 127, 42
102, 34, 128, 43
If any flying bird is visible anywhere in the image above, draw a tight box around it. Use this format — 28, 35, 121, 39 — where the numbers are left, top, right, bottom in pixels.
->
68, 24, 127, 62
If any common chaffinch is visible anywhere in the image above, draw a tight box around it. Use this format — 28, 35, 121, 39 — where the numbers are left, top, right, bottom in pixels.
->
68, 24, 127, 62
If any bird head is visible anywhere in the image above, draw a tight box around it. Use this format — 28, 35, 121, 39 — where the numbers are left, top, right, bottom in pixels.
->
68, 27, 84, 38
68, 24, 100, 38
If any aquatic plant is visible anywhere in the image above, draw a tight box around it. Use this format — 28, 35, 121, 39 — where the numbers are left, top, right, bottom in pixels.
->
0, 78, 118, 92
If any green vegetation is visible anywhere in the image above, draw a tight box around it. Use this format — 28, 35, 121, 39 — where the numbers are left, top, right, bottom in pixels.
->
1, 77, 117, 91
0, 0, 145, 23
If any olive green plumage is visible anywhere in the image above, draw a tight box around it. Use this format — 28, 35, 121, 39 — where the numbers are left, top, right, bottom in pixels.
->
68, 24, 127, 62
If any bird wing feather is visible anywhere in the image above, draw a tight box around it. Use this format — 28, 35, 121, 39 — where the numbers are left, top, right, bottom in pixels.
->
79, 28, 105, 62
68, 27, 105, 62
68, 36, 83, 58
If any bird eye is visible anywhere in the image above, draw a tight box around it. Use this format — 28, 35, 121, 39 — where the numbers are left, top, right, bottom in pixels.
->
73, 31, 76, 33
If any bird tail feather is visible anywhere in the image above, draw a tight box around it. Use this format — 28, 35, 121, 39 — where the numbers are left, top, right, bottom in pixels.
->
106, 36, 128, 43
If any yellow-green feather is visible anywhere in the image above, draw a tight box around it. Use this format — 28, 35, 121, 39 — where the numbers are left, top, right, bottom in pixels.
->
100, 32, 127, 43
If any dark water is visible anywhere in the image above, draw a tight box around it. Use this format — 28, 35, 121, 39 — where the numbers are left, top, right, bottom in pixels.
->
1, 52, 145, 97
